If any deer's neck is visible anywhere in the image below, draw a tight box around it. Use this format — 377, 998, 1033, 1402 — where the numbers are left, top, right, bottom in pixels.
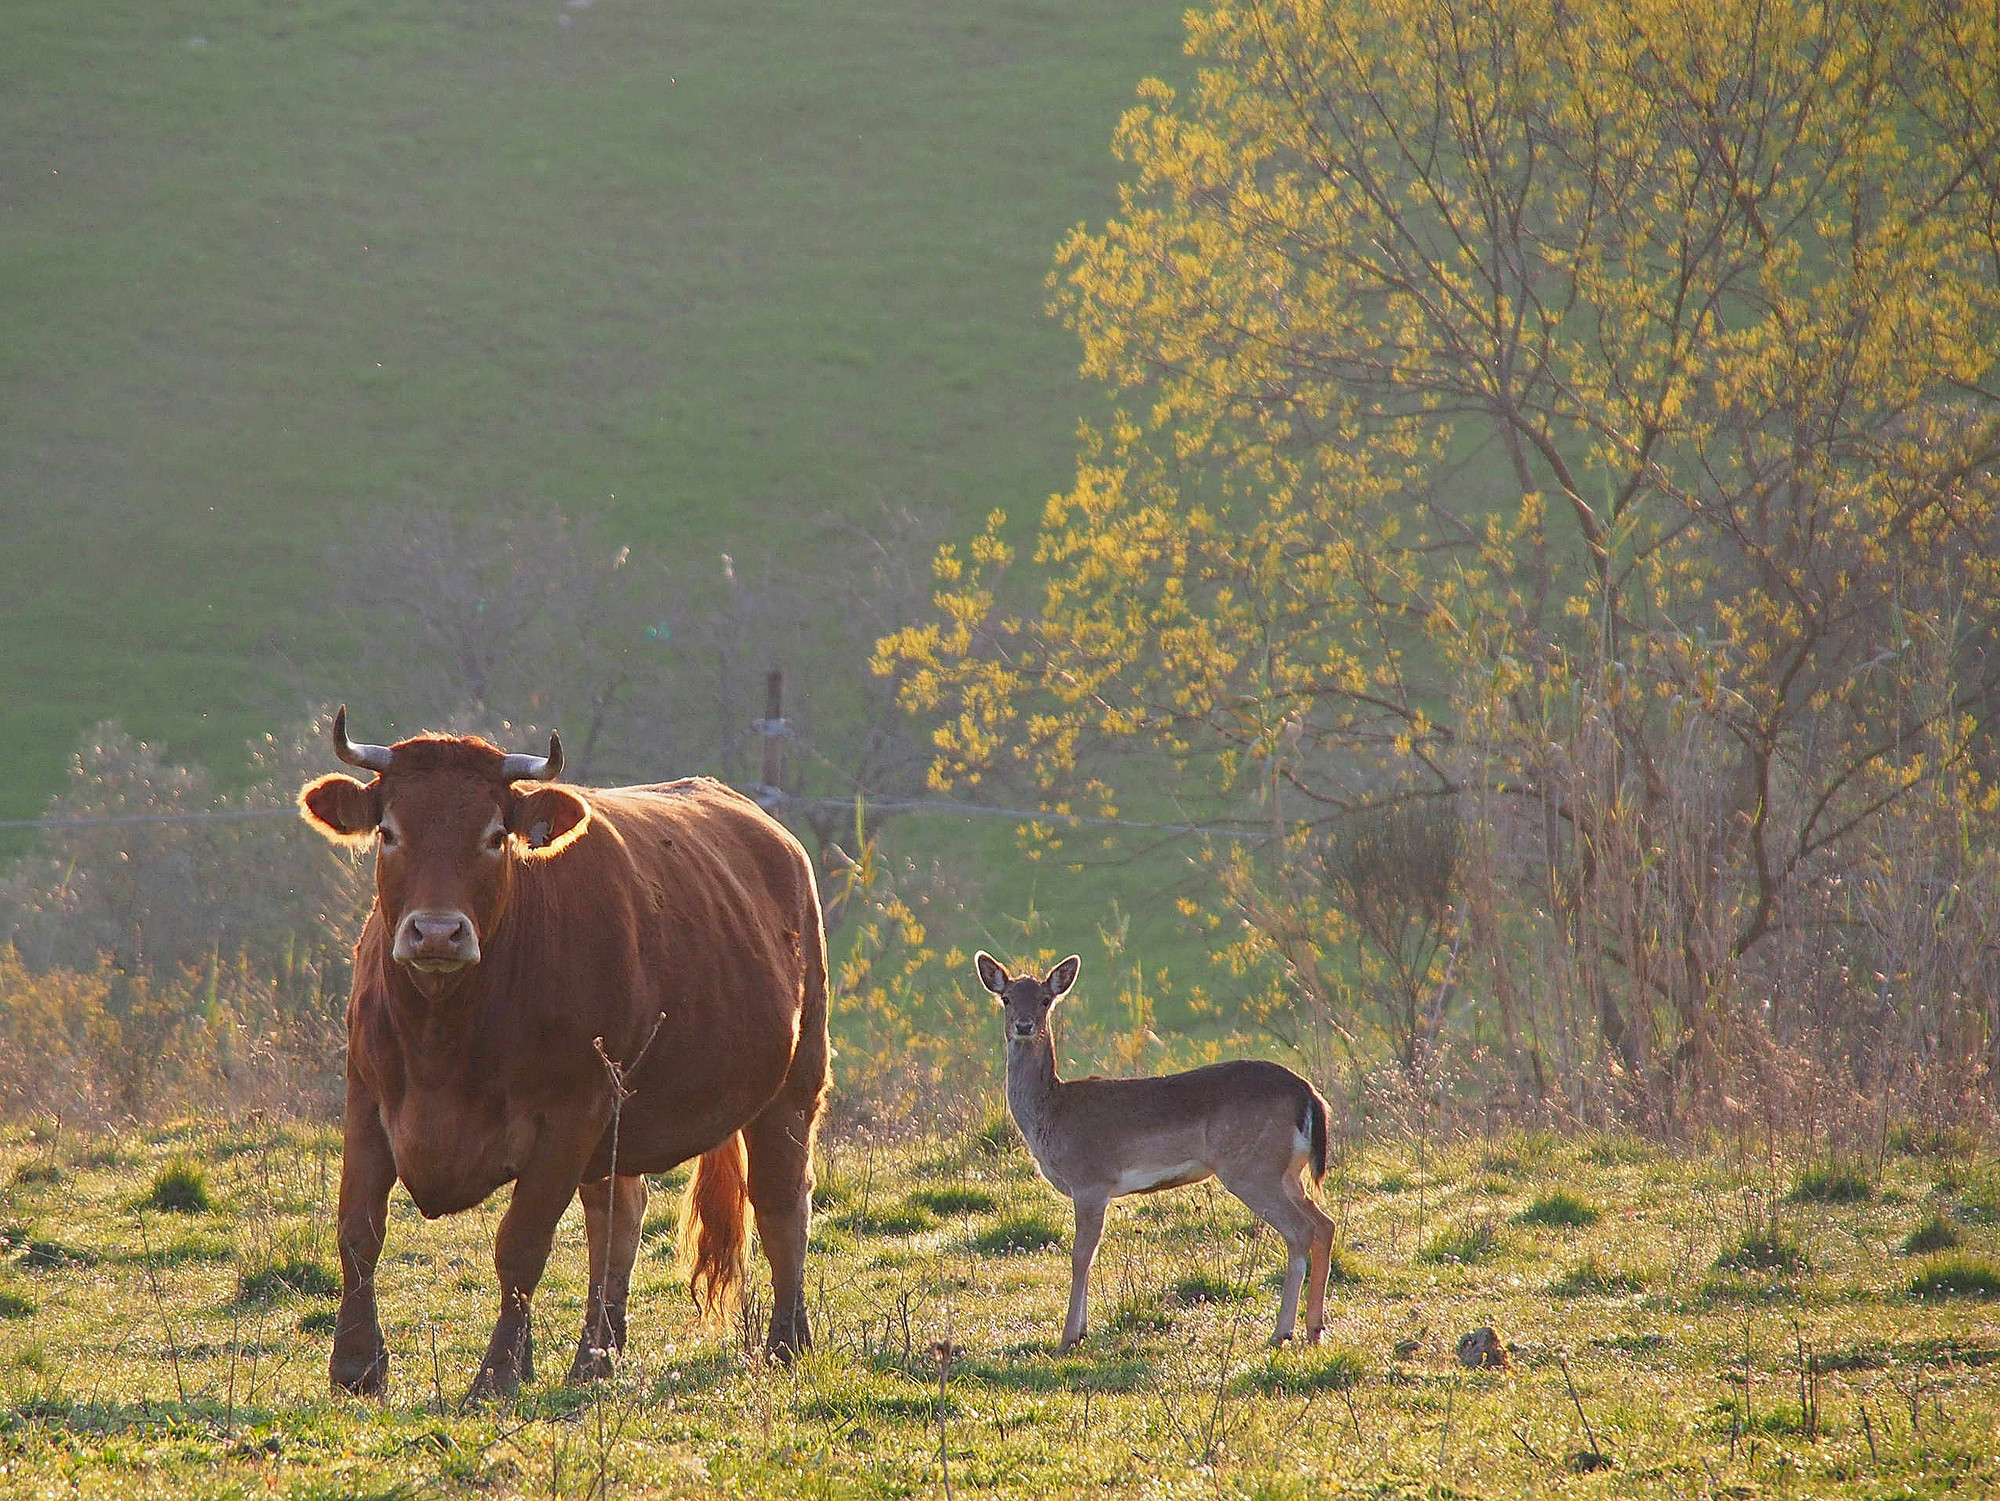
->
1004, 1030, 1061, 1131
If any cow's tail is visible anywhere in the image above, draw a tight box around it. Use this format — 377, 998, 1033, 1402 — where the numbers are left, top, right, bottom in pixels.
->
678, 1132, 751, 1328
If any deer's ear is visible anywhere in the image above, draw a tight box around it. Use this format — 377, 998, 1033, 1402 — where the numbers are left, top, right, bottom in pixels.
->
1045, 955, 1081, 998
974, 951, 1010, 996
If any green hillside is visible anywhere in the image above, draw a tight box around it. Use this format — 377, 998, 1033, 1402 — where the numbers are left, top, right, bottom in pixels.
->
0, 0, 1188, 822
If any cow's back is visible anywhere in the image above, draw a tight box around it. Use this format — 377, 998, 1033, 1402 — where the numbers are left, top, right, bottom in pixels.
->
528, 776, 825, 1172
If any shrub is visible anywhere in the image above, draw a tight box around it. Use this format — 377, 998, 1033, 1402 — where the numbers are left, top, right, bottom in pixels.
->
1910, 1254, 2000, 1301
835, 1205, 934, 1237
1902, 1215, 1961, 1255
143, 1158, 212, 1214
1791, 1160, 1874, 1204
1235, 1347, 1367, 1395
970, 1213, 1065, 1255
1514, 1191, 1601, 1228
906, 1186, 998, 1217
236, 1256, 339, 1304
1548, 1256, 1646, 1297
1170, 1271, 1250, 1305
1108, 1293, 1175, 1335
1581, 1133, 1652, 1166
1715, 1230, 1808, 1276
1419, 1217, 1505, 1265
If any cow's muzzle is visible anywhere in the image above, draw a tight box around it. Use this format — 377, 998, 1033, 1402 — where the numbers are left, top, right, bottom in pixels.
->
393, 909, 481, 972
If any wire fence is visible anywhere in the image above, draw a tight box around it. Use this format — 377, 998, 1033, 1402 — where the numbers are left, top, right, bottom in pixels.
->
0, 795, 1276, 842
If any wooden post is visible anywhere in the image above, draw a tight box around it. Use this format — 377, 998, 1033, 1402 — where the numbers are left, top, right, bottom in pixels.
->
755, 668, 788, 808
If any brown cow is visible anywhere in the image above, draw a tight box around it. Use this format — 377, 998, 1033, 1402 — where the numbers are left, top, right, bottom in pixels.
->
298, 709, 827, 1401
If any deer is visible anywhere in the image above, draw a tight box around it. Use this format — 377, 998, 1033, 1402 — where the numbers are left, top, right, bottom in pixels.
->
975, 951, 1338, 1351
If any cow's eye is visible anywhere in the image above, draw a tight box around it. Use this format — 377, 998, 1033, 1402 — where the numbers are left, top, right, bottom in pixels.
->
378, 826, 398, 848
486, 828, 508, 853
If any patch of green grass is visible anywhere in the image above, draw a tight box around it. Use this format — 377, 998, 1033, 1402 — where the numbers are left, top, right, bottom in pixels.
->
640, 1208, 678, 1241
235, 1257, 339, 1305
0, 1288, 35, 1319
972, 1110, 1018, 1159
905, 1186, 998, 1217
1888, 1123, 1977, 1159
1791, 1159, 1874, 1204
2, 1117, 1996, 1499
835, 1205, 936, 1237
1910, 1254, 2000, 1301
1235, 1347, 1367, 1395
14, 1237, 97, 1270
1715, 1230, 1809, 1275
133, 1233, 234, 1268
141, 1157, 212, 1214
1903, 1214, 1962, 1255
1581, 1132, 1652, 1166
1107, 1293, 1176, 1335
10, 1162, 64, 1187
1418, 1217, 1506, 1265
1478, 1131, 1557, 1177
1513, 1190, 1601, 1228
1548, 1256, 1647, 1297
1169, 1271, 1251, 1305
969, 1212, 1066, 1256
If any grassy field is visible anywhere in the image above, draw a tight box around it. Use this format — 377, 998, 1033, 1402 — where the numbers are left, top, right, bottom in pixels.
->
2, 1115, 1997, 1498
0, 0, 1186, 828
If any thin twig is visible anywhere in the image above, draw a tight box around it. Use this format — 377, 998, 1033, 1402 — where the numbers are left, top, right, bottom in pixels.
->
135, 1214, 188, 1408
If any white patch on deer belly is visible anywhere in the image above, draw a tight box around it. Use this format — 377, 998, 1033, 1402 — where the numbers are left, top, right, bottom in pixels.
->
1116, 1160, 1209, 1194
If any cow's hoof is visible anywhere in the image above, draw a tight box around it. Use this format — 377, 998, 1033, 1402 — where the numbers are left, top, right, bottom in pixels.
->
330, 1348, 388, 1396
765, 1310, 812, 1365
462, 1367, 522, 1408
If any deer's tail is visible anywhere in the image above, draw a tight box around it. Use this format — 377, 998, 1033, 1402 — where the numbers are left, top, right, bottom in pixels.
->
1303, 1084, 1331, 1185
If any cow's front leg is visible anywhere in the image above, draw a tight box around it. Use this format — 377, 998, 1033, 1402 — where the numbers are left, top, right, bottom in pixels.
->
331, 1084, 396, 1395
466, 1162, 579, 1404
568, 1174, 647, 1384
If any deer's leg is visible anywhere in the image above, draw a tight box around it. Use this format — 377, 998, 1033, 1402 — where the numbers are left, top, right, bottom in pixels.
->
568, 1174, 647, 1384
1300, 1188, 1337, 1345
1222, 1171, 1318, 1347
1060, 1195, 1108, 1352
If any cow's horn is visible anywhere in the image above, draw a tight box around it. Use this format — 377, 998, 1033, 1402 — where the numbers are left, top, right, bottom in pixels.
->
500, 732, 564, 782
331, 706, 396, 773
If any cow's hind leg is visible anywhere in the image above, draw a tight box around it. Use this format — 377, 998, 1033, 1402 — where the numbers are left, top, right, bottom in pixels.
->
743, 1025, 826, 1359
568, 1174, 647, 1384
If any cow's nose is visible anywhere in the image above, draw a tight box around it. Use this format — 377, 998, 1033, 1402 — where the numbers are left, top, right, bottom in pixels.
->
393, 909, 480, 970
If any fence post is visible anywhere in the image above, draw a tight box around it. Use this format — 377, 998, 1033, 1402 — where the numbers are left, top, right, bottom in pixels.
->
753, 668, 789, 810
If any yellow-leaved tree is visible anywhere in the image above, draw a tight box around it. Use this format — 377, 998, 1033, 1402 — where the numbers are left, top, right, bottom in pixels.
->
879, 0, 2000, 1118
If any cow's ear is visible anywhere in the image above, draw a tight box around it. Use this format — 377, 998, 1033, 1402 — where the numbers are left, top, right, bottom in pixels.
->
510, 785, 591, 858
974, 951, 1010, 996
298, 774, 380, 847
